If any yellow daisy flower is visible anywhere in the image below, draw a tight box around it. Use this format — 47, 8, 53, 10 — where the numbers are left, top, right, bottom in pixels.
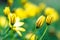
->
8, 13, 26, 37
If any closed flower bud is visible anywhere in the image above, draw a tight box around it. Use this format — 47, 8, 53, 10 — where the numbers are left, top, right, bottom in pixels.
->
46, 15, 53, 25
3, 7, 10, 16
36, 15, 45, 28
8, 13, 16, 25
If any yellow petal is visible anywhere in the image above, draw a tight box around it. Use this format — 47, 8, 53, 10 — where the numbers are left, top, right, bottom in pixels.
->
19, 28, 26, 32
13, 27, 25, 32
14, 22, 24, 27
16, 30, 22, 37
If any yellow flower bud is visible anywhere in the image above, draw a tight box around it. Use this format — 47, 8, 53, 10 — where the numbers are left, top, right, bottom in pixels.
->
36, 15, 45, 28
45, 7, 59, 22
8, 13, 16, 25
46, 15, 53, 25
3, 7, 10, 16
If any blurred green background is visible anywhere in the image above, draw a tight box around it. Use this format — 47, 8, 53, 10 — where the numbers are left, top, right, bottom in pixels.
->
0, 0, 60, 40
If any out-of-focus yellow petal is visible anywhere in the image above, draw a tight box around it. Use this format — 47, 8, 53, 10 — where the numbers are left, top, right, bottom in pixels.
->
13, 27, 25, 32
25, 32, 33, 39
14, 22, 24, 27
51, 13, 59, 22
0, 16, 8, 27
15, 8, 28, 19
3, 7, 10, 16
16, 30, 22, 37
24, 2, 39, 16
30, 34, 35, 40
36, 15, 45, 28
19, 28, 26, 32
45, 7, 55, 15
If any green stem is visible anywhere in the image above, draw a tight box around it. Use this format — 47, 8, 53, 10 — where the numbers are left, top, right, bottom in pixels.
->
39, 26, 48, 40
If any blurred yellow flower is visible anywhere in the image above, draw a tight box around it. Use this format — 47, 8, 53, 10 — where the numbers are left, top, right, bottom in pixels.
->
45, 7, 59, 22
7, 0, 14, 6
3, 7, 10, 16
25, 32, 35, 40
25, 32, 33, 39
24, 2, 39, 16
15, 8, 28, 20
0, 16, 8, 28
21, 0, 27, 4
8, 14, 25, 36
30, 34, 35, 40
36, 15, 45, 28
45, 7, 57, 15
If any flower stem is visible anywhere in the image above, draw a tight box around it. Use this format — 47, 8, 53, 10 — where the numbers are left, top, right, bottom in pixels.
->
39, 26, 48, 40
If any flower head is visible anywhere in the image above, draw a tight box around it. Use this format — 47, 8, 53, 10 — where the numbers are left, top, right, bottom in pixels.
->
46, 15, 53, 25
8, 13, 26, 37
45, 7, 59, 22
36, 15, 45, 28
